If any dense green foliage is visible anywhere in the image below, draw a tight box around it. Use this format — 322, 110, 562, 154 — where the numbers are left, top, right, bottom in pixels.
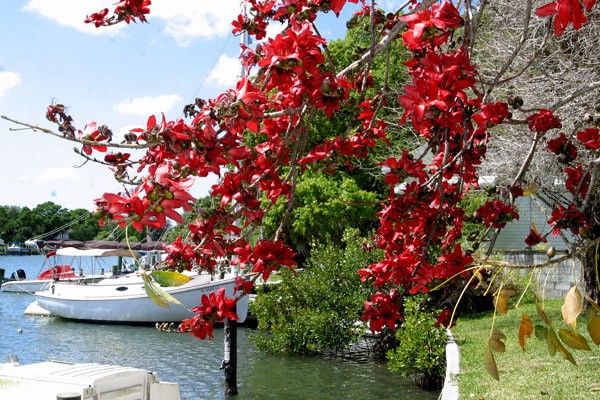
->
263, 172, 380, 258
0, 202, 100, 243
387, 295, 447, 390
250, 229, 380, 354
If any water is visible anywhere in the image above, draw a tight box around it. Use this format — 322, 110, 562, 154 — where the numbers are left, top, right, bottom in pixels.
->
0, 255, 439, 400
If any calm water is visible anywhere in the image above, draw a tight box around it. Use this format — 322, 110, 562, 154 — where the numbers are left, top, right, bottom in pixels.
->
0, 255, 439, 400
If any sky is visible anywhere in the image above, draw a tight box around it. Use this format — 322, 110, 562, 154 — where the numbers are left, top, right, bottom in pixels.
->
0, 1, 376, 211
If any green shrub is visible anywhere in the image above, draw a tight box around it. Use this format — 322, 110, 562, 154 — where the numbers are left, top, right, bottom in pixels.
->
250, 229, 380, 354
387, 295, 447, 390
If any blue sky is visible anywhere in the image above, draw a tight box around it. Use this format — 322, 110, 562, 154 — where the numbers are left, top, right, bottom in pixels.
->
0, 1, 371, 211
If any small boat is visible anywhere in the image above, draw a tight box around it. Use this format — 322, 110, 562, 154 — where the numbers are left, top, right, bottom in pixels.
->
34, 270, 249, 324
0, 247, 123, 293
0, 357, 180, 400
6, 242, 32, 256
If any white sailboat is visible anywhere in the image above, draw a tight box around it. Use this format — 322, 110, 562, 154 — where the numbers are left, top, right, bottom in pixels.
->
34, 269, 248, 324
30, 244, 248, 323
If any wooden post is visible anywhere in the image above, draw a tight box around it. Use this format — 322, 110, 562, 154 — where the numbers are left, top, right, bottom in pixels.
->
222, 313, 238, 396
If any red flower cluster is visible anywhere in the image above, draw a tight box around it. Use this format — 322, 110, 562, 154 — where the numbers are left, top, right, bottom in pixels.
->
577, 127, 600, 149
548, 204, 589, 236
233, 240, 297, 281
361, 289, 402, 333
547, 133, 578, 163
399, 2, 462, 50
77, 121, 109, 155
85, 0, 151, 27
476, 200, 519, 229
163, 236, 198, 271
527, 109, 562, 133
180, 288, 238, 340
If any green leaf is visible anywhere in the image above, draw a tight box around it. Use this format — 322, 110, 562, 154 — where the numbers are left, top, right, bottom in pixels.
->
587, 309, 600, 345
483, 346, 500, 381
549, 327, 577, 365
534, 324, 548, 341
547, 327, 558, 357
558, 328, 591, 351
151, 270, 192, 287
141, 271, 183, 308
518, 313, 534, 351
535, 299, 550, 325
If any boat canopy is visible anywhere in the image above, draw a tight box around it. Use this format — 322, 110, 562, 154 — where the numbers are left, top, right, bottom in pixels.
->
43, 240, 164, 251
53, 247, 142, 258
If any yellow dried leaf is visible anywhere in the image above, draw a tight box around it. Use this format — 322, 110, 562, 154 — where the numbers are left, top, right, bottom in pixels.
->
494, 290, 515, 314
483, 346, 499, 381
561, 286, 583, 329
518, 313, 534, 351
558, 328, 591, 351
588, 310, 600, 345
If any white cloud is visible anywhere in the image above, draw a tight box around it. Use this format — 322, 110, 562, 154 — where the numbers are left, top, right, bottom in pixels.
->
0, 71, 21, 97
33, 167, 85, 183
150, 1, 239, 46
23, 0, 123, 36
206, 55, 240, 88
114, 94, 182, 116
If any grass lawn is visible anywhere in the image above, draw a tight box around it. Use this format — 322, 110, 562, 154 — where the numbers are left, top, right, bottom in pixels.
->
453, 299, 600, 399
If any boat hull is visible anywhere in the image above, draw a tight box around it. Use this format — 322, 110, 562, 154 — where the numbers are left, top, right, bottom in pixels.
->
1, 279, 52, 293
35, 273, 248, 323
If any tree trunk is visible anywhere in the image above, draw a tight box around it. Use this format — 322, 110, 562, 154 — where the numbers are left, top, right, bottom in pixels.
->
223, 315, 238, 396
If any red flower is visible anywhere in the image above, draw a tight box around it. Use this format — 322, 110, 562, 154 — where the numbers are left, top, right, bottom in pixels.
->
476, 200, 519, 229
564, 164, 590, 197
234, 276, 254, 295
379, 151, 427, 187
548, 204, 589, 236
536, 0, 595, 36
84, 8, 109, 27
179, 315, 214, 340
78, 121, 108, 155
232, 240, 297, 281
524, 225, 547, 246
400, 2, 463, 50
435, 308, 455, 328
361, 289, 402, 333
577, 127, 600, 149
435, 243, 473, 279
163, 236, 198, 271
191, 287, 238, 322
527, 109, 562, 133
547, 133, 577, 163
